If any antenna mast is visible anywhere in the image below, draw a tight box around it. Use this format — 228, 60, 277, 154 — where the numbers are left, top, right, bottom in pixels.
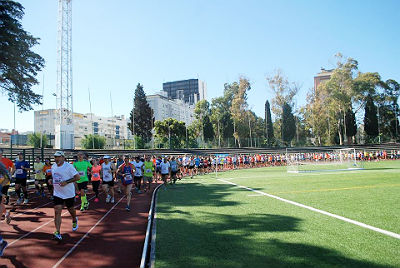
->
55, 0, 74, 149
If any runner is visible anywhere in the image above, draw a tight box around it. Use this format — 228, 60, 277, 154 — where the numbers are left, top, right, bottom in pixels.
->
170, 157, 178, 184
33, 156, 46, 197
0, 161, 12, 256
50, 151, 79, 241
143, 155, 154, 192
101, 155, 115, 203
160, 157, 170, 188
43, 158, 54, 199
132, 156, 144, 194
91, 159, 102, 202
0, 149, 14, 205
73, 152, 92, 211
116, 155, 124, 194
14, 153, 30, 204
117, 155, 135, 211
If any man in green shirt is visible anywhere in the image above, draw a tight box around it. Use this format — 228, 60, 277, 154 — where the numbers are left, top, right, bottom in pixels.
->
143, 155, 154, 192
73, 152, 92, 211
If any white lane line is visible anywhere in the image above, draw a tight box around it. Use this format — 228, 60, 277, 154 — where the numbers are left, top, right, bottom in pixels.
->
8, 196, 96, 246
218, 178, 400, 240
52, 196, 124, 268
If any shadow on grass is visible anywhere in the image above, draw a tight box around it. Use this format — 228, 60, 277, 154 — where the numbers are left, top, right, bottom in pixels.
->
155, 182, 396, 268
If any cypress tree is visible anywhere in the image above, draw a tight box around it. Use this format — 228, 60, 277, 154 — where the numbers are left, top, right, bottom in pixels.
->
128, 83, 153, 142
281, 103, 296, 146
364, 94, 379, 138
203, 115, 215, 142
345, 107, 357, 142
265, 100, 274, 145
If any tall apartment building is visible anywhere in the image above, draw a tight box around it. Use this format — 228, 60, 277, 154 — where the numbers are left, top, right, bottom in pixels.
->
34, 109, 131, 148
162, 79, 207, 105
146, 92, 195, 126
314, 68, 334, 92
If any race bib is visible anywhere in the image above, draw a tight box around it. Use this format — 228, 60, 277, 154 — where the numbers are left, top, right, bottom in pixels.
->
146, 168, 152, 173
78, 171, 85, 177
36, 170, 41, 174
46, 169, 52, 175
53, 173, 62, 185
93, 173, 100, 178
125, 174, 132, 180
16, 169, 23, 175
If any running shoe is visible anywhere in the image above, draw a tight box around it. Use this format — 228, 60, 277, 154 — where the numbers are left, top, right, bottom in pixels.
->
53, 231, 62, 241
94, 198, 99, 202
111, 197, 115, 203
80, 207, 85, 212
137, 190, 142, 194
0, 240, 8, 257
84, 202, 89, 210
16, 198, 22, 205
23, 199, 29, 204
105, 195, 111, 203
5, 196, 9, 205
125, 205, 130, 211
72, 217, 78, 231
50, 196, 54, 200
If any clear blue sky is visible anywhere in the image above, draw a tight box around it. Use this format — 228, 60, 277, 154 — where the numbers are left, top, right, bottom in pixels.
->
2, 0, 400, 132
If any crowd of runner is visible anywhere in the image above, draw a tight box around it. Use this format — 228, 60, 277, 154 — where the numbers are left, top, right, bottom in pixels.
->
0, 148, 399, 256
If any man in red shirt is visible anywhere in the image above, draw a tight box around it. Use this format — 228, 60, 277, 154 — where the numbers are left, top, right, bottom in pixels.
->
0, 149, 14, 205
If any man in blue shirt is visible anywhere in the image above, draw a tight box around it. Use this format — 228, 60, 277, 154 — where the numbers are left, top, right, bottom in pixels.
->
14, 153, 30, 204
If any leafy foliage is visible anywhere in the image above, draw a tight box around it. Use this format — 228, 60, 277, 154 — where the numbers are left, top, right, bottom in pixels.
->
27, 132, 48, 148
81, 134, 106, 149
0, 0, 45, 111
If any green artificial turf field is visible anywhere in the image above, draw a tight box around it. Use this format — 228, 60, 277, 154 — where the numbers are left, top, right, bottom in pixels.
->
155, 160, 400, 268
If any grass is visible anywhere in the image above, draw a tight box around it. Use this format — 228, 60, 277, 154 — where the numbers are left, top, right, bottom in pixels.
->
155, 160, 400, 268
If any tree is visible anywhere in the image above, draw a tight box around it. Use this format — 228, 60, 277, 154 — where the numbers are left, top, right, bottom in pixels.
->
128, 83, 154, 143
0, 0, 45, 111
81, 134, 106, 149
154, 118, 186, 149
27, 132, 48, 148
264, 100, 274, 145
345, 108, 357, 143
281, 103, 296, 146
203, 115, 214, 142
210, 83, 236, 147
230, 77, 251, 147
266, 70, 299, 144
364, 94, 379, 142
193, 99, 211, 146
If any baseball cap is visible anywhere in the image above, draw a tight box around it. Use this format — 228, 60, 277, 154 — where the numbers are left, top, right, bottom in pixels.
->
54, 151, 65, 157
104, 155, 111, 159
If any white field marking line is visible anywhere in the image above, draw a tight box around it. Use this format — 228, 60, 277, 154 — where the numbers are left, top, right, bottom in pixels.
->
52, 196, 124, 268
218, 178, 400, 240
8, 195, 96, 247
248, 194, 263, 197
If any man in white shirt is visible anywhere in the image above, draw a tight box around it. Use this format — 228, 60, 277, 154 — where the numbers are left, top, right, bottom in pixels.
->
160, 157, 170, 187
51, 151, 80, 241
132, 156, 144, 194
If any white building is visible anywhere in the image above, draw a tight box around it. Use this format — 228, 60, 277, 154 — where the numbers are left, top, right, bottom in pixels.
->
147, 92, 195, 126
34, 109, 131, 148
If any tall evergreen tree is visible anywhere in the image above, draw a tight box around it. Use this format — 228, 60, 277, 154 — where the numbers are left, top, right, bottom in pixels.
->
0, 0, 45, 111
203, 115, 214, 142
281, 102, 296, 146
128, 83, 153, 141
364, 94, 379, 139
345, 107, 357, 142
265, 100, 274, 145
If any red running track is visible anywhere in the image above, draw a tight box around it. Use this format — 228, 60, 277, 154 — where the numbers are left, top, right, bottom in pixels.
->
0, 183, 159, 268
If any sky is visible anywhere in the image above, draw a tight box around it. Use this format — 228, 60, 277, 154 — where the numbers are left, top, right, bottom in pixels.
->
1, 0, 400, 132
